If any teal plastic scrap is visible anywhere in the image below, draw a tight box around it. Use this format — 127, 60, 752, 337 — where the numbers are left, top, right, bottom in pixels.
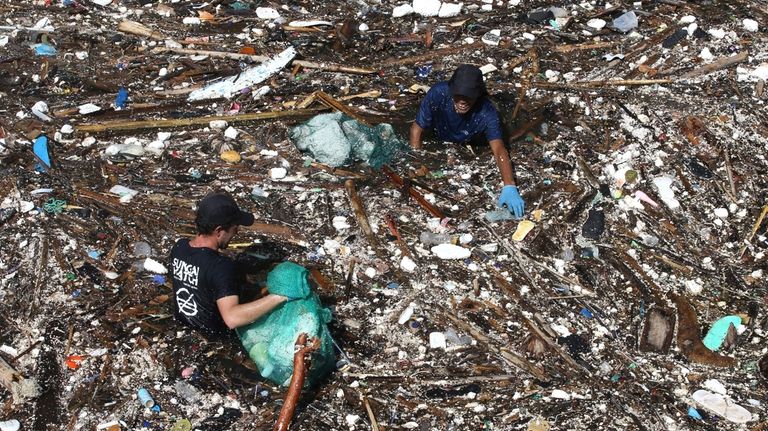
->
237, 262, 335, 386
290, 112, 407, 169
702, 315, 742, 351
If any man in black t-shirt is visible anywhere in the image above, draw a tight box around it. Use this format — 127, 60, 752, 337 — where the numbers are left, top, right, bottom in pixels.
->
170, 192, 290, 338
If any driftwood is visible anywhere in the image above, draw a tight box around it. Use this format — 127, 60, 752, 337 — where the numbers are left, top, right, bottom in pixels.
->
243, 222, 310, 248
681, 51, 749, 79
345, 180, 381, 250
671, 293, 736, 367
551, 41, 617, 53
274, 333, 318, 431
739, 204, 768, 258
76, 108, 324, 133
381, 165, 446, 219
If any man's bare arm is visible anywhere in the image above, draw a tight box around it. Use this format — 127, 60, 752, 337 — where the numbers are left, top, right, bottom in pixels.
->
410, 122, 424, 150
217, 294, 287, 329
488, 138, 515, 185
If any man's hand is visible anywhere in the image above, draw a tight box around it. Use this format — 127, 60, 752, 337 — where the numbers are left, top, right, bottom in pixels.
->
498, 185, 525, 218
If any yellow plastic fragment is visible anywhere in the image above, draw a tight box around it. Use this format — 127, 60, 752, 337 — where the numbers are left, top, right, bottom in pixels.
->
220, 150, 242, 163
512, 220, 535, 242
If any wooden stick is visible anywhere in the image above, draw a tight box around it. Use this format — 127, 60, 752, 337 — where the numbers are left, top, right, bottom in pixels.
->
314, 91, 370, 126
274, 333, 317, 431
293, 60, 375, 75
738, 204, 768, 258
441, 311, 548, 381
345, 180, 380, 250
361, 395, 380, 431
381, 165, 445, 219
153, 46, 269, 62
76, 108, 325, 133
384, 214, 414, 260
118, 20, 166, 41
723, 146, 737, 201
552, 41, 617, 53
381, 41, 484, 67
243, 222, 310, 248
681, 51, 749, 79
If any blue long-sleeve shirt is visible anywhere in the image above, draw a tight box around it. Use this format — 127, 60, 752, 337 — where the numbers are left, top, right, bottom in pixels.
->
415, 82, 503, 143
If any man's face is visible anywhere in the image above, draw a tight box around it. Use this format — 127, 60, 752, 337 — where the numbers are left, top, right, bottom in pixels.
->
452, 95, 476, 114
216, 225, 239, 249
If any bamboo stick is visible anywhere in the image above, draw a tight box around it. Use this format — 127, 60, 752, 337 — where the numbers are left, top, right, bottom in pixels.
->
681, 51, 749, 79
76, 108, 325, 133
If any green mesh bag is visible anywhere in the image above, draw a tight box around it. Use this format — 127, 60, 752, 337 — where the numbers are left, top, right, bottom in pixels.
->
290, 112, 407, 169
237, 263, 335, 387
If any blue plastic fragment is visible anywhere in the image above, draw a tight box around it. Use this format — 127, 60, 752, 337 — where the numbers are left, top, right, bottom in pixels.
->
702, 315, 742, 351
151, 404, 161, 413
115, 87, 128, 109
580, 307, 594, 319
152, 274, 166, 284
34, 44, 57, 56
87, 250, 101, 260
688, 407, 703, 420
33, 136, 51, 171
415, 65, 432, 79
386, 282, 400, 289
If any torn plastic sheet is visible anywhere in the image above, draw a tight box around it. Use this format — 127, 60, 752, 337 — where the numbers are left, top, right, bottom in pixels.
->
188, 47, 296, 101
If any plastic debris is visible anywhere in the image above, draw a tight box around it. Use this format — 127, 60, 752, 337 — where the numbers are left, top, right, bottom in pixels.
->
511, 220, 535, 241
188, 47, 296, 101
691, 389, 752, 424
612, 11, 638, 33
652, 177, 680, 210
702, 315, 742, 351
430, 244, 471, 260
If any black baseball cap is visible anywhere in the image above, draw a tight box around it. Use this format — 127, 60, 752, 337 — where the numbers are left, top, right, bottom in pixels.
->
196, 192, 254, 227
448, 64, 486, 100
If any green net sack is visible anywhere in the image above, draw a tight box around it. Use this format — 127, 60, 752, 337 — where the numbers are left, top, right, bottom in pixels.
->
290, 112, 407, 169
237, 263, 335, 387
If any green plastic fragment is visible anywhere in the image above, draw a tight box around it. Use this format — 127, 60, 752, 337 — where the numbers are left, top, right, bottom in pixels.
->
66, 272, 76, 281
702, 315, 742, 351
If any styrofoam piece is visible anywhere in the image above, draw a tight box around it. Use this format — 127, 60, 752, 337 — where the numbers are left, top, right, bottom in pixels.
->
144, 258, 168, 274
413, 0, 442, 17
288, 20, 333, 27
438, 2, 462, 17
400, 256, 417, 272
429, 332, 446, 349
188, 47, 296, 101
587, 18, 606, 30
78, 103, 101, 114
652, 177, 680, 210
392, 4, 414, 17
692, 390, 752, 423
31, 101, 52, 122
431, 243, 471, 260
743, 19, 758, 32
256, 7, 280, 19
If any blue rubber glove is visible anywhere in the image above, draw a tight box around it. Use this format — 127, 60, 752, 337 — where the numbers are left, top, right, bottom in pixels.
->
497, 185, 525, 218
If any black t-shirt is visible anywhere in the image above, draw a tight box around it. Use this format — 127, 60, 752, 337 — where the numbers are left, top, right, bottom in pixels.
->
170, 239, 240, 338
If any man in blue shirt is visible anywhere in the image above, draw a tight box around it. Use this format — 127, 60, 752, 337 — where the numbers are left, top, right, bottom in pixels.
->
410, 64, 525, 218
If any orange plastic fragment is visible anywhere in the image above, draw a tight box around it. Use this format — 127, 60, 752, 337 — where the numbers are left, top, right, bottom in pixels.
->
66, 355, 85, 370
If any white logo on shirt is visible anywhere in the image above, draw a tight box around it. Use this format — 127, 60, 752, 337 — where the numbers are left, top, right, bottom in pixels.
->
176, 287, 198, 317
173, 258, 199, 286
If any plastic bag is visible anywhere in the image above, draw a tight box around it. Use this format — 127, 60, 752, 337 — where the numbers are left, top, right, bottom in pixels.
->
290, 112, 407, 169
237, 263, 335, 386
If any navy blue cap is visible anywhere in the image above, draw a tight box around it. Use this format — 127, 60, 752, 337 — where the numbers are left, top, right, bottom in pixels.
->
448, 64, 486, 100
196, 192, 254, 227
